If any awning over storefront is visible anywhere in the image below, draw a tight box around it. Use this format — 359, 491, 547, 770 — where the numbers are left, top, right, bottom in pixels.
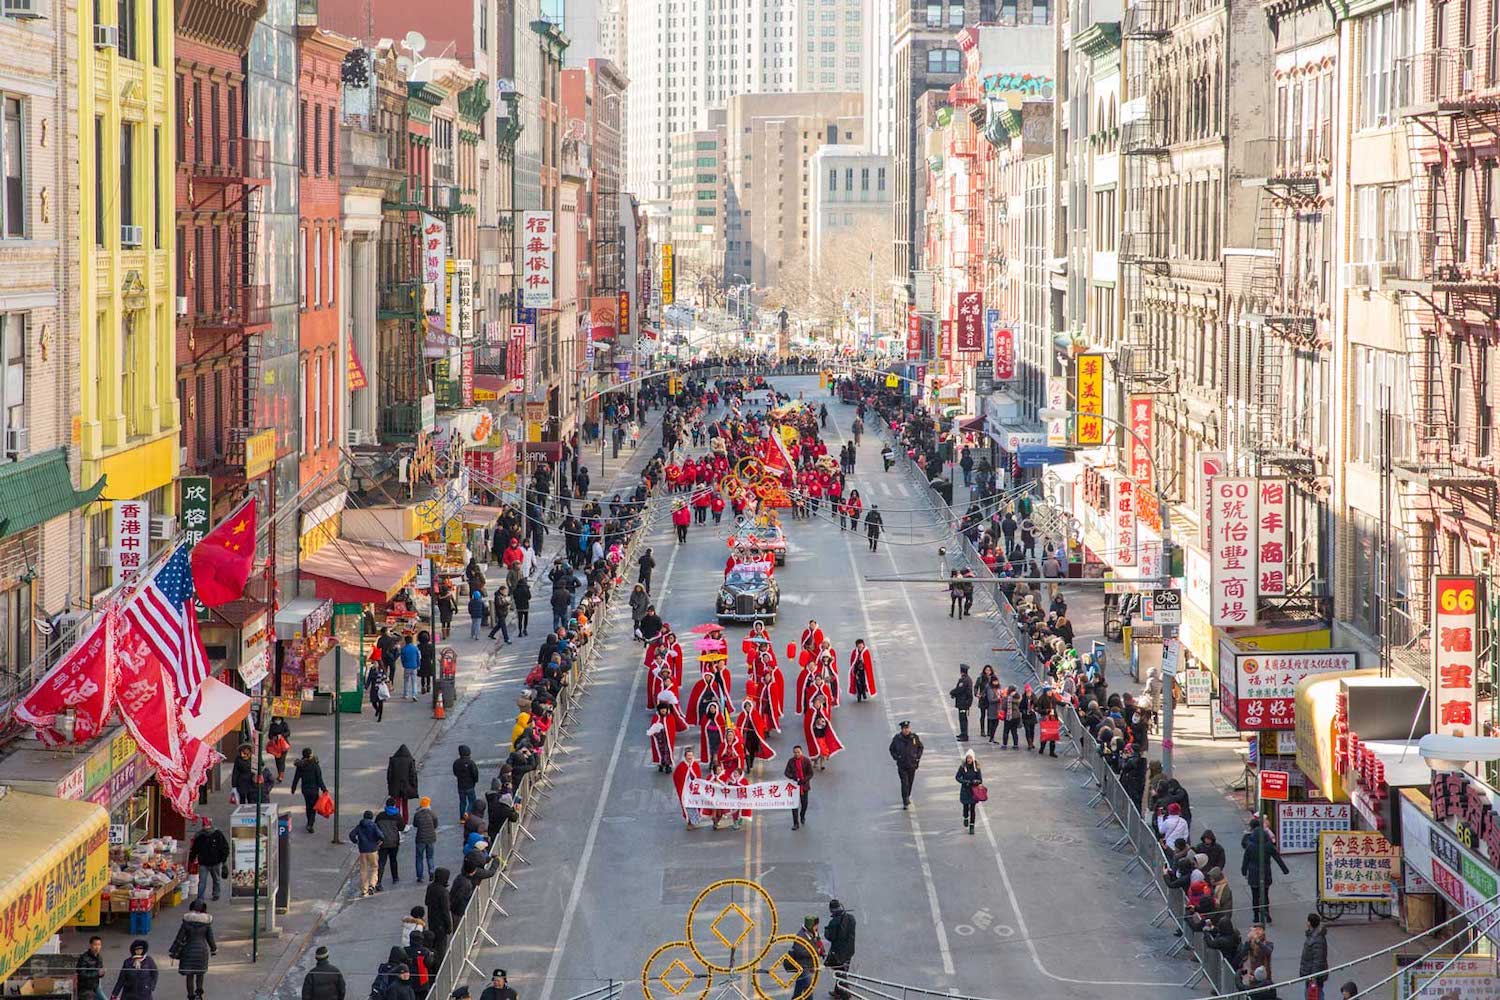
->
958, 415, 986, 433
0, 448, 106, 540
460, 504, 506, 527
0, 792, 109, 981
183, 676, 251, 745
299, 538, 421, 605
472, 374, 509, 402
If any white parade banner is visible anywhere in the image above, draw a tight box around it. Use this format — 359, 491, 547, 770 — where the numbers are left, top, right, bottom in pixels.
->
682, 778, 802, 811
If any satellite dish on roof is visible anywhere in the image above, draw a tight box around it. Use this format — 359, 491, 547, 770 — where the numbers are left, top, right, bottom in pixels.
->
402, 31, 427, 58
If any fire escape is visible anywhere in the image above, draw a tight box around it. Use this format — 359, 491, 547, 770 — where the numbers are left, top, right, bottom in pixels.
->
1116, 0, 1176, 396
1236, 134, 1324, 477
184, 137, 272, 474
948, 81, 985, 295
1391, 45, 1500, 628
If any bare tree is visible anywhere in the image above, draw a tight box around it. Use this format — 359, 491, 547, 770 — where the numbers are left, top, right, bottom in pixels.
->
763, 218, 894, 332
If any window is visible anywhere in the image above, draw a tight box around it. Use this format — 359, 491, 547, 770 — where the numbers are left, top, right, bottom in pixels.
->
117, 0, 136, 60
1, 97, 23, 238
298, 357, 308, 456
313, 227, 322, 306
192, 80, 203, 164
877, 167, 886, 191
949, 3, 965, 26
927, 49, 944, 72
153, 126, 162, 248
150, 0, 159, 65
121, 322, 137, 435
325, 350, 336, 445
311, 354, 322, 450
1350, 345, 1415, 464
925, 3, 941, 25
479, 0, 488, 51
0, 584, 32, 672
193, 228, 204, 311
860, 167, 869, 191
1358, 3, 1415, 130
299, 99, 308, 173
946, 50, 961, 73
298, 227, 307, 308
328, 230, 336, 305
119, 122, 134, 230
1, 313, 24, 451
327, 106, 337, 175
1033, 0, 1050, 23
313, 106, 322, 175
829, 168, 836, 191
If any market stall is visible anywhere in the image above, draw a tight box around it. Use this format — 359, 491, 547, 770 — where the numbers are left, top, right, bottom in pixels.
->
274, 597, 337, 715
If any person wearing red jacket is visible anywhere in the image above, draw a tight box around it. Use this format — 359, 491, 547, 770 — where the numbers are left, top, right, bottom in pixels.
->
672, 501, 691, 543
710, 492, 726, 524
692, 488, 713, 524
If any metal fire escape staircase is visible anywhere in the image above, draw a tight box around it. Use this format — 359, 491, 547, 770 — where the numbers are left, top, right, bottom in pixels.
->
1116, 0, 1176, 395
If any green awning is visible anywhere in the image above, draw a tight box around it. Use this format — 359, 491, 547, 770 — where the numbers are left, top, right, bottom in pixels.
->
0, 448, 106, 539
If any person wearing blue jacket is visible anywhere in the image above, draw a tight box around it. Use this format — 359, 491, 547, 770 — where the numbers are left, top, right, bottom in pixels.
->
349, 810, 385, 898
399, 635, 421, 700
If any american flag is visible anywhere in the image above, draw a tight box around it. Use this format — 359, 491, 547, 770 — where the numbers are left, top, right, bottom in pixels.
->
124, 544, 211, 711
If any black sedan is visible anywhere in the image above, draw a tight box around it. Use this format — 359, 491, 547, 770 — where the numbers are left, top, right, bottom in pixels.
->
716, 565, 780, 625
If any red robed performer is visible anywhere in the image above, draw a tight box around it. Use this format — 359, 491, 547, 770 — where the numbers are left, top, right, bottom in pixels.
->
817, 645, 841, 706
685, 663, 732, 724
847, 641, 878, 699
737, 699, 776, 762
802, 696, 844, 762
699, 702, 733, 763
799, 620, 825, 655
648, 704, 687, 768
672, 752, 703, 824
647, 662, 680, 710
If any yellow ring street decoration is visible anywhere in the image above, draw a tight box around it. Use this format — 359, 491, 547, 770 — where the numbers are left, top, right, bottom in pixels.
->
751, 933, 822, 1000
684, 878, 778, 974
642, 941, 714, 1000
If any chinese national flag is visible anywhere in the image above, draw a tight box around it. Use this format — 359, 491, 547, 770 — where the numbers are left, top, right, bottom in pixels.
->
190, 498, 258, 608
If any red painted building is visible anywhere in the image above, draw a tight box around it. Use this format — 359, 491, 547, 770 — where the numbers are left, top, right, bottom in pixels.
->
174, 0, 270, 516
296, 26, 355, 488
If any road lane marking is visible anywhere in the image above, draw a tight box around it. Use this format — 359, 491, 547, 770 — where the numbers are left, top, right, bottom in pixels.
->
536, 539, 682, 1000
840, 536, 957, 976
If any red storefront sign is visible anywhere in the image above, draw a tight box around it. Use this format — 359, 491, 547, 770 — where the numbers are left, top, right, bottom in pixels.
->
994, 327, 1015, 380
906, 306, 922, 359
507, 324, 527, 393
618, 291, 631, 338
1127, 395, 1154, 486
939, 319, 953, 359
1257, 478, 1289, 596
1432, 576, 1481, 737
1259, 770, 1290, 801
955, 291, 983, 352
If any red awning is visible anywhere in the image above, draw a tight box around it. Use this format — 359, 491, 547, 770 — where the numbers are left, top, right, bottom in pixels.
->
183, 677, 251, 746
299, 538, 421, 605
959, 415, 986, 433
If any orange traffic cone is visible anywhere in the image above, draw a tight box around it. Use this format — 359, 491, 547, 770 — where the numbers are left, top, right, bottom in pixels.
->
433, 692, 446, 720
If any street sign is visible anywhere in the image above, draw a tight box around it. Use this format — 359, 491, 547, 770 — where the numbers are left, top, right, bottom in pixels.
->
1258, 769, 1290, 802
1151, 588, 1183, 625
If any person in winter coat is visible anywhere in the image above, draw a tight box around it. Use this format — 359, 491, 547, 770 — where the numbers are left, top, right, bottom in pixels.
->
549, 583, 573, 632
76, 936, 106, 1000
629, 584, 649, 630
1203, 915, 1241, 967
1297, 913, 1329, 992
290, 748, 328, 833
411, 797, 439, 883
1195, 830, 1227, 874
349, 810, 385, 897
300, 946, 346, 1000
823, 900, 857, 1000
638, 548, 657, 592
888, 721, 924, 809
864, 506, 884, 551
401, 931, 435, 997
955, 749, 984, 833
1119, 745, 1149, 813
230, 744, 260, 805
418, 631, 437, 694
187, 820, 229, 902
267, 716, 292, 781
1241, 817, 1290, 924
512, 578, 532, 637
468, 589, 487, 640
370, 950, 409, 1000
435, 589, 457, 640
375, 799, 404, 888
111, 940, 159, 1000
949, 664, 974, 741
488, 587, 512, 643
450, 853, 501, 922
484, 780, 519, 841
387, 745, 420, 823
424, 869, 454, 964
453, 745, 480, 820
168, 900, 217, 1000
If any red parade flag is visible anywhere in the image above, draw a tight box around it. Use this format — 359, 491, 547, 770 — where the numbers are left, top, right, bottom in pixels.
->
190, 498, 258, 608
15, 611, 117, 746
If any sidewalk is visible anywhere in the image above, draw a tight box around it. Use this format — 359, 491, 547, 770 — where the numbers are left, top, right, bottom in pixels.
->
64, 409, 669, 1000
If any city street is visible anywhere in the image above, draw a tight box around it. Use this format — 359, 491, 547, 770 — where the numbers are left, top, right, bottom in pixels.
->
469, 375, 1195, 1000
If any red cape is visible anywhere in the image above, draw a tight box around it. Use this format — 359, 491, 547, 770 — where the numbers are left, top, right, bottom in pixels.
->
737, 706, 777, 761
847, 647, 877, 698
672, 759, 702, 819
802, 705, 844, 760
649, 710, 687, 765
685, 671, 732, 725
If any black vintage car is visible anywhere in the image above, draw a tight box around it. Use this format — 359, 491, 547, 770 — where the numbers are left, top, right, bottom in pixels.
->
716, 565, 780, 625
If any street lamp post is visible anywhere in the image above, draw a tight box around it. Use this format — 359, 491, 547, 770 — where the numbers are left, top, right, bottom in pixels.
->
1038, 406, 1179, 779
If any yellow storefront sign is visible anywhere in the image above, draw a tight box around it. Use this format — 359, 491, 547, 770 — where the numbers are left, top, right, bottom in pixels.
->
244, 428, 278, 480
1076, 353, 1105, 446
110, 731, 137, 770
97, 436, 176, 506
0, 793, 110, 981
661, 244, 675, 305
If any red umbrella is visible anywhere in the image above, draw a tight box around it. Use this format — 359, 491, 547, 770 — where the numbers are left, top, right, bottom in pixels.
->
688, 623, 722, 635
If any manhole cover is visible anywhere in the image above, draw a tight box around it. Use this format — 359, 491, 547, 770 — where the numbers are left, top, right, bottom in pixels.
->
1033, 832, 1081, 846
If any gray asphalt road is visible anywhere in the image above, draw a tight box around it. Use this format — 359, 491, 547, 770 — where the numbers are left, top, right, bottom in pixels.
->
465, 375, 1197, 1000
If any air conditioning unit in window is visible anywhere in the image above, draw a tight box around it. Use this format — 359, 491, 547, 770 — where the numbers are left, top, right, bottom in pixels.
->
149, 515, 177, 540
94, 546, 113, 568
176, 296, 188, 317
2, 0, 46, 20
4, 426, 27, 457
121, 225, 143, 248
1342, 262, 1373, 289
1377, 260, 1400, 286
345, 428, 367, 446
93, 23, 117, 48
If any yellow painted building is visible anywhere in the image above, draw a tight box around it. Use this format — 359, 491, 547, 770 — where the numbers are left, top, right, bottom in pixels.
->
77, 0, 179, 596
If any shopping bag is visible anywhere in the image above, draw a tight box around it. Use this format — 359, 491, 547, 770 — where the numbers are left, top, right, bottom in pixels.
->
1039, 718, 1062, 743
972, 784, 989, 802
266, 735, 290, 757
314, 790, 336, 818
